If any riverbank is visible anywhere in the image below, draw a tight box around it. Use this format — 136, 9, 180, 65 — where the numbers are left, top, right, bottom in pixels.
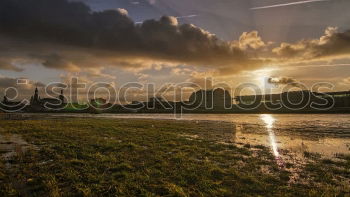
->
0, 118, 349, 196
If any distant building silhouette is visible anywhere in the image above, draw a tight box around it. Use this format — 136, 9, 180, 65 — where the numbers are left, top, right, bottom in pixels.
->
30, 87, 40, 105
1, 94, 25, 112
29, 88, 65, 110
59, 90, 65, 104
3, 95, 8, 104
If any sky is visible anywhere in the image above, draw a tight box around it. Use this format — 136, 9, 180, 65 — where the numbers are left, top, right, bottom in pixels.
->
0, 0, 350, 102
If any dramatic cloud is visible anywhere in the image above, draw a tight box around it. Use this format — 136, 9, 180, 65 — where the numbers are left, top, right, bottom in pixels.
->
0, 0, 262, 74
267, 77, 302, 88
136, 14, 198, 24
236, 31, 266, 50
116, 8, 129, 16
273, 27, 350, 61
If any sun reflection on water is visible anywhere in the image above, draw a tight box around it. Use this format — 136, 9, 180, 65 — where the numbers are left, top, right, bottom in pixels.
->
261, 114, 275, 129
260, 114, 280, 158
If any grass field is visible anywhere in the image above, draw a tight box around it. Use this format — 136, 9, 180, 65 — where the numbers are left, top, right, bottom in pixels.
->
0, 118, 349, 196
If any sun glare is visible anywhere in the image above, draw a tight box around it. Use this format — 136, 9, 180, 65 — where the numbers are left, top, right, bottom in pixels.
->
253, 68, 275, 88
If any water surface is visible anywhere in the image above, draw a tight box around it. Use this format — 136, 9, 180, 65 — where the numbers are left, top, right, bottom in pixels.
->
37, 113, 350, 158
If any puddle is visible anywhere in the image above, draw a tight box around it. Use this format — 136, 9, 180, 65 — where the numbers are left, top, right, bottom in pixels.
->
232, 115, 350, 160
234, 128, 350, 158
178, 134, 200, 140
0, 134, 37, 164
175, 114, 350, 184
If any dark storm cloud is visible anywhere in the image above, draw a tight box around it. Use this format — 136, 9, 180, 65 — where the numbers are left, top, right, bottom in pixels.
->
0, 0, 260, 74
0, 0, 135, 49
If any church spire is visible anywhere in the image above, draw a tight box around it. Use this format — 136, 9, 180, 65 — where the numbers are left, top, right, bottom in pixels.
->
33, 87, 39, 103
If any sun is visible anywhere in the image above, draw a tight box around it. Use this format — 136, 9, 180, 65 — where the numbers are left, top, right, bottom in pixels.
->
253, 67, 276, 89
